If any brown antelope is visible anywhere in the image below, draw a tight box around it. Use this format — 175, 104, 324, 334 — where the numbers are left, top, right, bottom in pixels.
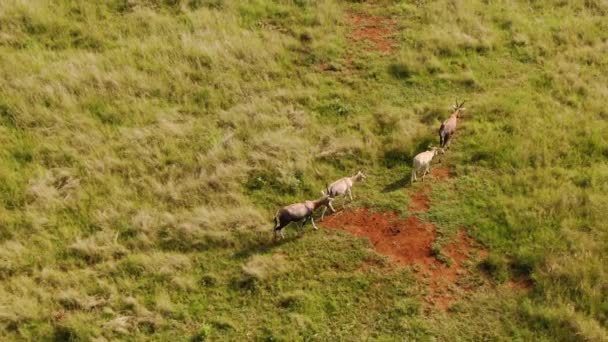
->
273, 195, 333, 240
439, 100, 466, 148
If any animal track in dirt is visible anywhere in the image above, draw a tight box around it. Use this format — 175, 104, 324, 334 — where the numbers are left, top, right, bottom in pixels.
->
321, 167, 489, 310
409, 187, 430, 212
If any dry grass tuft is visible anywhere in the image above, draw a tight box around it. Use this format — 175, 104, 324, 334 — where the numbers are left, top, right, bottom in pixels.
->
242, 253, 289, 281
56, 289, 106, 311
69, 230, 127, 263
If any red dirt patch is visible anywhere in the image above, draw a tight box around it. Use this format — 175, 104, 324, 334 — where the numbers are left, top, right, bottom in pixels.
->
323, 209, 486, 309
409, 167, 451, 211
321, 165, 491, 309
347, 14, 396, 54
322, 209, 437, 267
409, 186, 430, 212
425, 229, 487, 309
431, 166, 451, 181
317, 13, 394, 73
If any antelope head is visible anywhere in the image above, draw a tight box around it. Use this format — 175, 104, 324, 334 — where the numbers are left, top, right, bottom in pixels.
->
452, 99, 466, 118
355, 170, 367, 182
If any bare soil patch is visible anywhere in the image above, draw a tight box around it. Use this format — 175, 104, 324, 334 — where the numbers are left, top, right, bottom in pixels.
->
409, 186, 430, 212
323, 209, 437, 267
425, 229, 488, 309
318, 12, 395, 73
322, 167, 489, 309
430, 166, 451, 180
347, 14, 396, 54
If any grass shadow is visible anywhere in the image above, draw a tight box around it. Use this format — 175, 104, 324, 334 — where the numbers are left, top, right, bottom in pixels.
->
381, 175, 411, 193
232, 231, 303, 260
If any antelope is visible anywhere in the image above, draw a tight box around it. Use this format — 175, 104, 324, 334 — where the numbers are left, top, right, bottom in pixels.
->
411, 147, 443, 184
320, 171, 366, 220
273, 195, 333, 240
439, 100, 466, 148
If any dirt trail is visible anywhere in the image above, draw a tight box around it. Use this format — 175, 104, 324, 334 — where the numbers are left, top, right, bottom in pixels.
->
322, 168, 488, 309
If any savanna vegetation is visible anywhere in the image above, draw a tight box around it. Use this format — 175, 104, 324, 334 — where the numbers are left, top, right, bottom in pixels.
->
0, 0, 607, 340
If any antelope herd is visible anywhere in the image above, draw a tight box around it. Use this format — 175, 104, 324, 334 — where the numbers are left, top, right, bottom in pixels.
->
273, 100, 466, 240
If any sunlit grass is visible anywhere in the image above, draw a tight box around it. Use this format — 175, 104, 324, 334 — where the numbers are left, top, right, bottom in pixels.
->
0, 0, 606, 340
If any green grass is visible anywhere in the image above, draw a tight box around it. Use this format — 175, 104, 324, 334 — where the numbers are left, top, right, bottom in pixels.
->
0, 0, 607, 340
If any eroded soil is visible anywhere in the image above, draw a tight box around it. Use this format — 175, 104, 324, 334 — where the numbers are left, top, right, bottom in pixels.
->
347, 14, 396, 54
322, 168, 489, 309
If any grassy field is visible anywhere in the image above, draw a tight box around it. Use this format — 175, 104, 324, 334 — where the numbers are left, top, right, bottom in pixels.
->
0, 0, 607, 340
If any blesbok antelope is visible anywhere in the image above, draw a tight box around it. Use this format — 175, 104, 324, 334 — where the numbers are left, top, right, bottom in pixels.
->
439, 100, 466, 148
273, 195, 333, 240
411, 147, 443, 184
320, 171, 366, 220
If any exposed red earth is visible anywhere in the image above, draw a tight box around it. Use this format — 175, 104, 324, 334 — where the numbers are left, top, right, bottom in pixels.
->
319, 12, 396, 71
347, 14, 396, 54
322, 168, 489, 309
319, 9, 529, 310
323, 208, 437, 267
409, 186, 430, 212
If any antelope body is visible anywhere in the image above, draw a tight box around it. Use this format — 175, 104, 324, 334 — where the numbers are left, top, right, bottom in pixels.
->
320, 171, 366, 220
439, 100, 466, 148
411, 148, 442, 184
273, 195, 333, 240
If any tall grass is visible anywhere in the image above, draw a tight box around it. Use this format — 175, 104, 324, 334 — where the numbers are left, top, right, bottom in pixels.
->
0, 0, 606, 340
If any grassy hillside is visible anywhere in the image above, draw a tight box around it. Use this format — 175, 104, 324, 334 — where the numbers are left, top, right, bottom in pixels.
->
0, 0, 607, 340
